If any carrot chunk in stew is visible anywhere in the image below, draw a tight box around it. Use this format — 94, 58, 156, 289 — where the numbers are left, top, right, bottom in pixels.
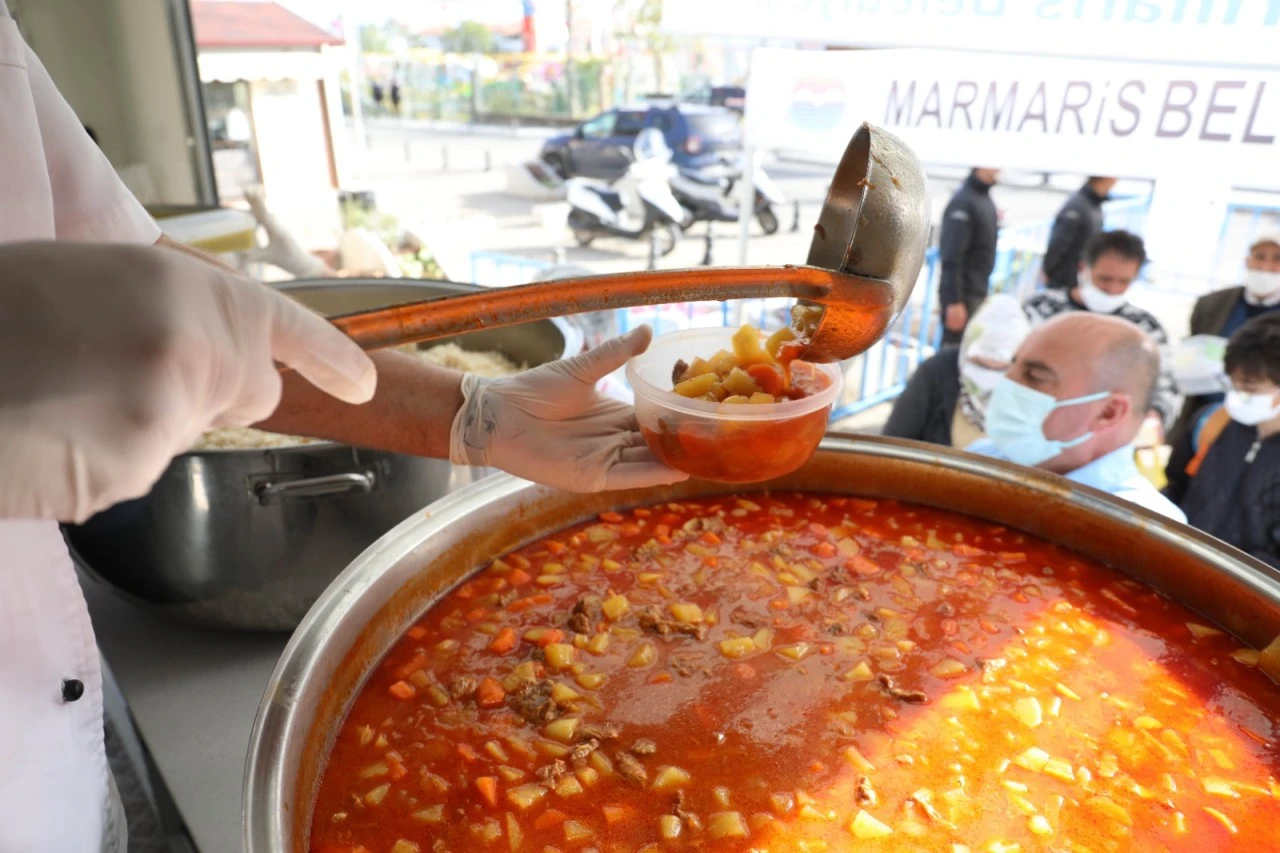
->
312, 494, 1280, 852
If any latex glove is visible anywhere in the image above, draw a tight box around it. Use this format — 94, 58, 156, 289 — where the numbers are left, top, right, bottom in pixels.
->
0, 241, 376, 523
450, 326, 689, 492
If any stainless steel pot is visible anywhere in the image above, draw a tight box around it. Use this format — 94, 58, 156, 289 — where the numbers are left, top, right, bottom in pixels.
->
243, 435, 1280, 853
64, 279, 582, 632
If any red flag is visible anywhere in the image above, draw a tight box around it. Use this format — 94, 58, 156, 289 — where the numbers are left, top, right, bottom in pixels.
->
522, 19, 536, 52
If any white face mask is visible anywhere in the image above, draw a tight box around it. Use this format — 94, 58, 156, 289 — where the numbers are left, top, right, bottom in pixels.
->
1244, 269, 1280, 302
1225, 389, 1280, 426
1077, 271, 1127, 314
985, 377, 1110, 466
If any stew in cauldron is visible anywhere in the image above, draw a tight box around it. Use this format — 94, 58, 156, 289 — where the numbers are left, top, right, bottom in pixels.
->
311, 493, 1280, 852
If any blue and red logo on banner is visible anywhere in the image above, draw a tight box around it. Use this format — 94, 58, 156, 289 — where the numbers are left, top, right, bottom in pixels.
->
788, 78, 847, 133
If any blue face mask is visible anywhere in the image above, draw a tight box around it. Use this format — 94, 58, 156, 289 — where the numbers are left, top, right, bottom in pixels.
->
984, 377, 1110, 466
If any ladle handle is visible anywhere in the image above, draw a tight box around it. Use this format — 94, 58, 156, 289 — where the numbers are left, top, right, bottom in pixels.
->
328, 266, 843, 352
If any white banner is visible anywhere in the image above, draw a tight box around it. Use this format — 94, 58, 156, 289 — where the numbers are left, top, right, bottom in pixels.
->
744, 48, 1280, 189
664, 0, 1280, 68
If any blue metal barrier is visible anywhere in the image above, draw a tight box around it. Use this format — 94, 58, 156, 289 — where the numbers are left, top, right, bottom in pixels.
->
828, 250, 940, 421
470, 251, 554, 287
1211, 201, 1280, 290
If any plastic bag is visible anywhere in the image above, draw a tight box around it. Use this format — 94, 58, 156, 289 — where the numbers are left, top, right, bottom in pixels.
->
1170, 334, 1228, 395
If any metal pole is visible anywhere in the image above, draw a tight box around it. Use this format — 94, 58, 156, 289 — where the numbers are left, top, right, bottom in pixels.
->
470, 64, 480, 123
564, 0, 576, 118
729, 146, 757, 327
791, 199, 801, 232
344, 9, 368, 184
736, 146, 754, 265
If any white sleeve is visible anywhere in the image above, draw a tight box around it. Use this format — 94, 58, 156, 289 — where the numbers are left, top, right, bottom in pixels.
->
23, 39, 160, 245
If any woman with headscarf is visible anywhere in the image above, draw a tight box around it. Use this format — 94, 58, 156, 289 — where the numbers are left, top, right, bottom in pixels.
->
883, 293, 1030, 447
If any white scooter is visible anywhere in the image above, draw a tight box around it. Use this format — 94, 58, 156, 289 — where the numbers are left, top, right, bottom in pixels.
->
670, 159, 786, 235
565, 129, 685, 260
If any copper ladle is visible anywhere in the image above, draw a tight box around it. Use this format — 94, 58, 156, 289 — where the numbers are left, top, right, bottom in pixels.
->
324, 122, 930, 363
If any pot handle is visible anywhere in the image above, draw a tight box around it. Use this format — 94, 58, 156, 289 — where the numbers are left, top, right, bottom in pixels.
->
255, 471, 376, 505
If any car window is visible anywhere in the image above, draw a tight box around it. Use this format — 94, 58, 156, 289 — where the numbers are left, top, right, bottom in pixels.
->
650, 110, 678, 133
685, 86, 710, 104
613, 110, 648, 137
687, 112, 743, 140
581, 112, 617, 139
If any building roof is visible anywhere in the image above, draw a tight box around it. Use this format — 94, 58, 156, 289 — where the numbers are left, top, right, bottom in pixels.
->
191, 1, 344, 50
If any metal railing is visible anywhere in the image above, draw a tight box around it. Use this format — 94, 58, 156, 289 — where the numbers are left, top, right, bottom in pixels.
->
469, 251, 555, 287
1209, 200, 1280, 293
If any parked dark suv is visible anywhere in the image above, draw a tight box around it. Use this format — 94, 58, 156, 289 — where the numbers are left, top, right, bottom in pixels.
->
680, 84, 746, 112
540, 103, 742, 181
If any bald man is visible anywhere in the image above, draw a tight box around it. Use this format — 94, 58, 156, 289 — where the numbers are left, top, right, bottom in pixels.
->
966, 313, 1186, 521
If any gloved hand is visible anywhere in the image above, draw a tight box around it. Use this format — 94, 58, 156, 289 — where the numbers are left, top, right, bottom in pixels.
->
450, 326, 689, 492
0, 241, 376, 522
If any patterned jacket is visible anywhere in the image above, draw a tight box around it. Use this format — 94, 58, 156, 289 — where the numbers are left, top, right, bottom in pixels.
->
1022, 290, 1181, 428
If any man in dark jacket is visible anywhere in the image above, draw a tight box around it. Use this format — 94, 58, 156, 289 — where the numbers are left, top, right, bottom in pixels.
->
1041, 176, 1116, 291
1165, 313, 1280, 569
938, 168, 999, 344
1168, 231, 1280, 448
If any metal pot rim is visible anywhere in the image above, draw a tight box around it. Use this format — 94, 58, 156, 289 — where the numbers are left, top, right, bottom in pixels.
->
243, 435, 1280, 852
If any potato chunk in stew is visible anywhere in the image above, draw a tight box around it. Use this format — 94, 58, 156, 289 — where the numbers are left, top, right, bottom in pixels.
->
670, 325, 808, 405
312, 495, 1280, 852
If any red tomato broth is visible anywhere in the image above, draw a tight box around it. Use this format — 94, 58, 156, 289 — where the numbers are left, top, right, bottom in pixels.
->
310, 494, 1280, 852
642, 364, 834, 484
641, 410, 829, 484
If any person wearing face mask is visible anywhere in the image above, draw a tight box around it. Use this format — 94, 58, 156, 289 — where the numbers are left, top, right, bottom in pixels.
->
1023, 230, 1179, 432
967, 312, 1185, 522
884, 294, 1029, 447
1164, 314, 1280, 568
1168, 232, 1280, 450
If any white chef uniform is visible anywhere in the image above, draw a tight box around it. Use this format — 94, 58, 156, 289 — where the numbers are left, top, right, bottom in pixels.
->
0, 3, 162, 850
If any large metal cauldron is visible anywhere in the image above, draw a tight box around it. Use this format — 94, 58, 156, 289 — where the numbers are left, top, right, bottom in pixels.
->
242, 435, 1280, 853
64, 279, 582, 632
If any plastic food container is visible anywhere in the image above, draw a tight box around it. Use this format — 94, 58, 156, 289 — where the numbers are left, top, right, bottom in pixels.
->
627, 327, 842, 483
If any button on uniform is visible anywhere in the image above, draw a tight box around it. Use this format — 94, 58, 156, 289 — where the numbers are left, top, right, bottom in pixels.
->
61, 678, 85, 702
